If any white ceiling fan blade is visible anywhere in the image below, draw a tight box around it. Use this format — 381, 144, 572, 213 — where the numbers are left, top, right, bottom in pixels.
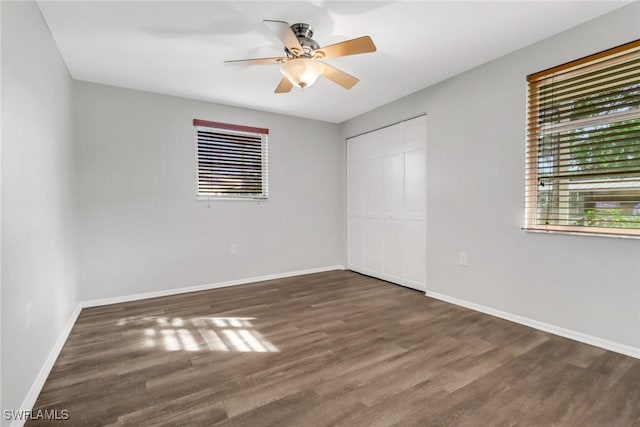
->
224, 57, 287, 66
263, 20, 303, 56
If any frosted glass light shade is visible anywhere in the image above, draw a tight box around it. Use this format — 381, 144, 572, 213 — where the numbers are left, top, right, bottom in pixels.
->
280, 59, 324, 88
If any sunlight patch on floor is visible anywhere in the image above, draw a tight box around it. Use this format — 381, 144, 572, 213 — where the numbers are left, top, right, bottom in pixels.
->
118, 316, 279, 352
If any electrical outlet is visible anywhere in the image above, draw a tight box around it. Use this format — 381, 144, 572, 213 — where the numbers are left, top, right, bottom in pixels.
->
230, 243, 238, 255
459, 252, 468, 266
27, 301, 33, 328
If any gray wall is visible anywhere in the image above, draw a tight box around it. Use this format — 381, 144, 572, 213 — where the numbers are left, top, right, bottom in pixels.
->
1, 0, 79, 415
341, 2, 640, 348
73, 82, 345, 301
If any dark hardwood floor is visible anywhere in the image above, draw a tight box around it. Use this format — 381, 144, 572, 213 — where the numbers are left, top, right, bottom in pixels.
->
29, 270, 640, 426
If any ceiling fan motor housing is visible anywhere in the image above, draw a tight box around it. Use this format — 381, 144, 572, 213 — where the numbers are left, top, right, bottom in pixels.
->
285, 23, 320, 58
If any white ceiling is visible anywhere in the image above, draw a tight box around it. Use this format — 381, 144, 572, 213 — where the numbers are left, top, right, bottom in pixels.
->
38, 1, 629, 123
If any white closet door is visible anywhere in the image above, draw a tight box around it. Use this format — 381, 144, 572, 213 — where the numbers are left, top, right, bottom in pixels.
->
404, 149, 426, 216
383, 219, 404, 280
347, 139, 366, 270
365, 157, 382, 212
363, 218, 384, 274
347, 217, 364, 270
347, 115, 427, 291
347, 160, 365, 214
382, 153, 403, 212
404, 220, 426, 286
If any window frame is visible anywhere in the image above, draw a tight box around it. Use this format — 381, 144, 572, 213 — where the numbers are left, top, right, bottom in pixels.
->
524, 39, 640, 238
194, 119, 269, 201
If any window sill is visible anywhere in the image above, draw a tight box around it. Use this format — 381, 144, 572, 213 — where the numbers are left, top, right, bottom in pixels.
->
196, 196, 268, 203
522, 227, 640, 240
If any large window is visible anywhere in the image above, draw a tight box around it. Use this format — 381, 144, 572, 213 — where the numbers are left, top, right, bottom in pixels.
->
194, 119, 268, 200
526, 40, 640, 237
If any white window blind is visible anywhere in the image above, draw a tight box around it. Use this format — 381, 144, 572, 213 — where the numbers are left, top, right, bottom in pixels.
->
526, 39, 640, 237
194, 119, 268, 200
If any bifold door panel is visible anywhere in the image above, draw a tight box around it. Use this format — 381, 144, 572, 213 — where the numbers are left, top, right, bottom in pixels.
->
347, 116, 426, 291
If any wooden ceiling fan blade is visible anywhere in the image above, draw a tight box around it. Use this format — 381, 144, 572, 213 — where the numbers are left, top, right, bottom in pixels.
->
275, 77, 293, 93
263, 20, 303, 55
322, 64, 359, 89
224, 57, 287, 66
314, 36, 376, 60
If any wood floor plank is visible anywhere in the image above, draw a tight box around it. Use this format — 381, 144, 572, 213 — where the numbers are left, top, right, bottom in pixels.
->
26, 270, 640, 426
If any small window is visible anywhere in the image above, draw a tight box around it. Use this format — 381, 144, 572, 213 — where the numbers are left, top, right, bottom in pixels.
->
525, 40, 640, 237
194, 119, 268, 200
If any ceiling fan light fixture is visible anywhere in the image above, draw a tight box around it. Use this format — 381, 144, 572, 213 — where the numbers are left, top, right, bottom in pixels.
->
280, 58, 324, 89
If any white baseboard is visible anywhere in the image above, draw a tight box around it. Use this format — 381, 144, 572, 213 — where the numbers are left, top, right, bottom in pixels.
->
425, 290, 640, 359
12, 304, 83, 427
81, 265, 345, 308
12, 265, 344, 427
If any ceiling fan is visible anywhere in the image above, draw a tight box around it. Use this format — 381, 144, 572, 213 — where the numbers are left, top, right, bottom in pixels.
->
225, 20, 376, 93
